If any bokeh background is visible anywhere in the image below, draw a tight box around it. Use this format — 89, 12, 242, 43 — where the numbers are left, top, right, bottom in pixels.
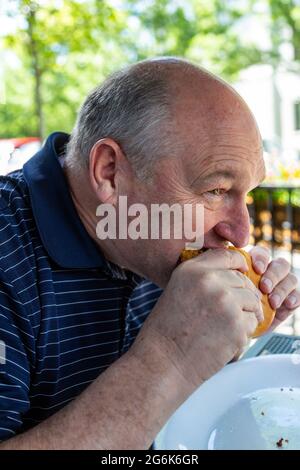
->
1, 0, 300, 333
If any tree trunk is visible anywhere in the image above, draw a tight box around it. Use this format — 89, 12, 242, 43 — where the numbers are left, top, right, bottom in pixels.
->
27, 3, 45, 140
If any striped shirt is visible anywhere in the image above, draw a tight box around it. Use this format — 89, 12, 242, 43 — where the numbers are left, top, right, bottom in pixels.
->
0, 132, 163, 441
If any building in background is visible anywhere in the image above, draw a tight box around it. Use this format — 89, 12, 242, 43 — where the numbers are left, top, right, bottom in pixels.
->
234, 64, 300, 176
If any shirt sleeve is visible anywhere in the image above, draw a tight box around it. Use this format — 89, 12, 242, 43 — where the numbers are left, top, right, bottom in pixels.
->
0, 267, 35, 442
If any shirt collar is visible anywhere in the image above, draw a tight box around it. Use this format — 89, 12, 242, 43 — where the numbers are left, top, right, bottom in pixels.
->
23, 132, 137, 281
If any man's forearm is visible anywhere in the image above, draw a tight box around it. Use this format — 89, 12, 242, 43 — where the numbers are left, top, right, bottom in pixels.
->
0, 343, 189, 450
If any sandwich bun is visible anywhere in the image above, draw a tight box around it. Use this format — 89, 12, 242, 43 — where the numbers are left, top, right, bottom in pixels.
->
228, 246, 275, 337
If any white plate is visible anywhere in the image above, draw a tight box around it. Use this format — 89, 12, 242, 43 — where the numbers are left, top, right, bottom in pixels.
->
155, 354, 300, 450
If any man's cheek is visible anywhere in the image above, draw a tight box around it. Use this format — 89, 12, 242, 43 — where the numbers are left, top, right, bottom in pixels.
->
203, 209, 220, 233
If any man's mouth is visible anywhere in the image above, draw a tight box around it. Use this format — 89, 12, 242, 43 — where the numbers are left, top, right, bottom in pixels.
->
179, 242, 231, 263
202, 241, 231, 250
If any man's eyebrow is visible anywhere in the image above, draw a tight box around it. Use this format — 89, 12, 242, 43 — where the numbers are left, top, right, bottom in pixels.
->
204, 170, 235, 180
191, 167, 267, 190
191, 170, 235, 186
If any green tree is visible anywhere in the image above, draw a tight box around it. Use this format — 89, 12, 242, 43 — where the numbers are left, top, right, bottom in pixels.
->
269, 0, 300, 62
1, 0, 299, 139
126, 0, 265, 79
1, 0, 129, 138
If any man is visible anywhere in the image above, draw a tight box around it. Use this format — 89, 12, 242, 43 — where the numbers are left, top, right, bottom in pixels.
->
0, 58, 298, 449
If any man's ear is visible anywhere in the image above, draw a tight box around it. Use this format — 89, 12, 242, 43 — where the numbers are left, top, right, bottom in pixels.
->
89, 138, 127, 205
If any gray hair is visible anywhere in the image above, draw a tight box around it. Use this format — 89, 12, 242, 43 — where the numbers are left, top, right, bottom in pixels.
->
65, 57, 195, 180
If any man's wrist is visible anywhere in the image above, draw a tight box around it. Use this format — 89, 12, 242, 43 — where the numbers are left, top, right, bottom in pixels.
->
126, 332, 194, 431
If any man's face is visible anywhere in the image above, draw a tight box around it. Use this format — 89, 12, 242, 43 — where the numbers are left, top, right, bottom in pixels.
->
124, 95, 266, 286
161, 126, 266, 251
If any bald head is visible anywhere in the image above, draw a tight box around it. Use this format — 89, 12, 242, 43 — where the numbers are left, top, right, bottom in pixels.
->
128, 57, 258, 126
145, 59, 263, 185
66, 57, 262, 182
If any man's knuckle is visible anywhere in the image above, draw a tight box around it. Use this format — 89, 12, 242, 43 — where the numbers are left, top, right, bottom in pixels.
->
198, 270, 215, 288
215, 289, 231, 307
274, 257, 290, 269
275, 285, 287, 299
257, 246, 270, 257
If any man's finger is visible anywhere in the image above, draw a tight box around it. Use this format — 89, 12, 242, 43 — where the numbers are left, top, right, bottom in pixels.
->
283, 288, 300, 310
244, 311, 260, 337
249, 245, 270, 275
217, 270, 262, 296
192, 248, 248, 272
260, 257, 291, 294
268, 273, 298, 309
234, 288, 264, 323
268, 306, 293, 332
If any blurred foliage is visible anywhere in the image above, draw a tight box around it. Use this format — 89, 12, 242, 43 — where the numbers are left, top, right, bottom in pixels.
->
269, 0, 300, 62
1, 0, 130, 137
126, 0, 264, 77
250, 188, 300, 207
0, 0, 299, 139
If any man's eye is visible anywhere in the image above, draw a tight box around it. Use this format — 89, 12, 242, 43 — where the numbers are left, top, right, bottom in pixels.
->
207, 188, 226, 196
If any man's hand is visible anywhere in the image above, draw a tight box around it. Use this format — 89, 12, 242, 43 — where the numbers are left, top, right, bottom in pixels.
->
131, 248, 263, 393
249, 246, 300, 331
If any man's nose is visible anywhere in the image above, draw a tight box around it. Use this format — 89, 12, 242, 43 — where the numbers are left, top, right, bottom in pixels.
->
214, 203, 251, 248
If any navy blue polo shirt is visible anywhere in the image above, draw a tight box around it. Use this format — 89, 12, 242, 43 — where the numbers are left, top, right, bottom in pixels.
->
0, 132, 163, 441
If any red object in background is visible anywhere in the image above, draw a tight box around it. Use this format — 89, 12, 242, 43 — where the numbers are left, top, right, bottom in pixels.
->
0, 137, 41, 148
0, 137, 42, 174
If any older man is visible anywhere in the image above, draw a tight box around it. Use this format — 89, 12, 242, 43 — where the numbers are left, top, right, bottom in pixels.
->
0, 58, 299, 449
